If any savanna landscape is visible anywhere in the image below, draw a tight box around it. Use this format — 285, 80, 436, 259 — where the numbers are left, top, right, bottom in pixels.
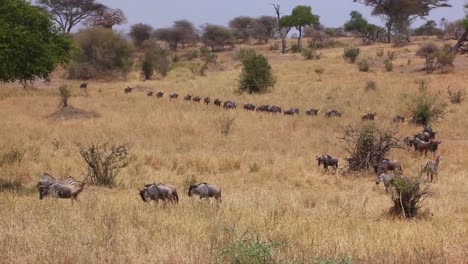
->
1, 0, 468, 263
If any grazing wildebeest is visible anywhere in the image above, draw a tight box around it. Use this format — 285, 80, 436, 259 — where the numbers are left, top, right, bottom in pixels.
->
393, 115, 405, 123
193, 96, 201, 102
325, 109, 342, 118
169, 93, 178, 99
268, 105, 281, 114
147, 91, 154, 96
373, 158, 403, 174
256, 105, 270, 113
223, 101, 237, 109
284, 108, 299, 115
184, 95, 192, 101
424, 155, 441, 182
214, 98, 222, 107
188, 183, 222, 202
204, 97, 211, 105
316, 155, 339, 170
139, 183, 179, 204
413, 138, 431, 156
362, 112, 376, 121
124, 87, 133, 94
305, 108, 319, 116
243, 103, 256, 111
37, 173, 85, 204
80, 82, 88, 90
409, 116, 424, 125
403, 136, 415, 148
375, 172, 394, 193
428, 141, 442, 156
415, 131, 431, 142
422, 125, 437, 139
157, 91, 164, 98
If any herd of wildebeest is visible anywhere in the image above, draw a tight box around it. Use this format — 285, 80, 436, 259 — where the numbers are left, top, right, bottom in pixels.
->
35, 83, 443, 204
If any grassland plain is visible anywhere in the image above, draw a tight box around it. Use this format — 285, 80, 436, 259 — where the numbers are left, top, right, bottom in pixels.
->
0, 39, 467, 263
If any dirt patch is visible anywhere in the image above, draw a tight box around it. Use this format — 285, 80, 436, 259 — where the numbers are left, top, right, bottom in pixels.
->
48, 105, 99, 120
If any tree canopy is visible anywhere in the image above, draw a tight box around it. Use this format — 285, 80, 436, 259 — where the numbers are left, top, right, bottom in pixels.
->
0, 0, 71, 84
201, 24, 233, 52
85, 7, 126, 29
344, 11, 383, 44
153, 20, 198, 51
129, 23, 153, 48
280, 5, 319, 48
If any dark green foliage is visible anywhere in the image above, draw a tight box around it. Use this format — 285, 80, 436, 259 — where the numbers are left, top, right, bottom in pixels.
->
344, 11, 382, 44
388, 175, 432, 218
140, 41, 170, 80
201, 24, 233, 52
129, 23, 153, 48
67, 27, 133, 79
343, 47, 360, 63
358, 59, 371, 72
413, 20, 444, 36
183, 49, 199, 60
199, 47, 218, 63
233, 48, 257, 62
416, 42, 455, 73
406, 83, 447, 125
290, 44, 302, 53
238, 52, 276, 94
229, 16, 257, 41
0, 0, 71, 84
77, 142, 129, 187
58, 85, 71, 108
280, 5, 319, 49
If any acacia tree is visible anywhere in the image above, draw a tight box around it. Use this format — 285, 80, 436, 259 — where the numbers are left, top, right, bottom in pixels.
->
0, 0, 71, 85
280, 5, 319, 49
353, 0, 451, 43
36, 0, 106, 33
454, 4, 468, 53
252, 16, 277, 43
153, 20, 198, 51
173, 20, 198, 48
84, 7, 126, 29
272, 4, 291, 53
129, 23, 153, 48
229, 16, 256, 42
201, 24, 233, 52
344, 11, 383, 45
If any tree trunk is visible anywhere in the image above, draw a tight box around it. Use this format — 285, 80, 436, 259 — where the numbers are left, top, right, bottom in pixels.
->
281, 37, 287, 53
386, 21, 393, 43
454, 29, 468, 52
297, 26, 302, 49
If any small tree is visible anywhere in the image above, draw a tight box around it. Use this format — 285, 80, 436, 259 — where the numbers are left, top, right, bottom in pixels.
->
343, 47, 360, 63
229, 16, 257, 42
217, 114, 236, 136
252, 16, 277, 43
358, 59, 371, 72
58, 85, 71, 108
153, 20, 198, 51
129, 23, 153, 48
447, 86, 465, 104
388, 175, 432, 219
340, 124, 400, 172
77, 142, 129, 187
280, 5, 320, 49
272, 4, 292, 53
406, 83, 447, 125
85, 7, 126, 29
201, 24, 233, 52
140, 41, 170, 80
238, 52, 276, 94
344, 11, 382, 45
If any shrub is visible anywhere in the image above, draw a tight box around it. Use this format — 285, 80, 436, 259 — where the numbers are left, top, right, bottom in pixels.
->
68, 27, 133, 79
221, 228, 280, 264
129, 23, 153, 48
386, 51, 397, 61
233, 48, 256, 62
365, 80, 377, 91
376, 48, 384, 57
77, 142, 129, 187
58, 85, 71, 108
183, 49, 199, 60
447, 86, 465, 104
140, 41, 170, 80
238, 52, 276, 94
290, 44, 302, 53
302, 48, 321, 60
343, 47, 360, 63
384, 59, 393, 72
416, 42, 455, 73
388, 175, 432, 219
186, 62, 208, 77
217, 114, 236, 136
358, 59, 371, 72
200, 47, 218, 63
340, 124, 400, 172
406, 84, 447, 125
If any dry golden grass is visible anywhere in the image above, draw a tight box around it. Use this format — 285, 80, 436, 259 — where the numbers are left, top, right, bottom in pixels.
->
0, 39, 467, 263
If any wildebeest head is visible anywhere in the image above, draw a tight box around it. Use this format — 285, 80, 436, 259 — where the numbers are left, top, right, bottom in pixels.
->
139, 186, 152, 202
316, 156, 323, 166
38, 186, 49, 200
188, 185, 198, 197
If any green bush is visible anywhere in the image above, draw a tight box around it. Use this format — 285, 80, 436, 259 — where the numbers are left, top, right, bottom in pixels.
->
233, 48, 256, 62
358, 59, 371, 72
140, 41, 170, 80
67, 27, 133, 79
200, 47, 217, 63
58, 85, 71, 108
238, 52, 276, 94
343, 47, 360, 63
290, 44, 302, 53
384, 59, 393, 72
406, 84, 447, 125
388, 175, 432, 219
302, 48, 321, 60
416, 42, 455, 74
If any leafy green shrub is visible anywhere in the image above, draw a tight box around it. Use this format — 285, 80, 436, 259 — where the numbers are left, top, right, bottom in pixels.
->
140, 41, 170, 80
384, 59, 393, 72
221, 228, 280, 264
302, 48, 321, 60
186, 62, 208, 77
388, 175, 432, 219
406, 84, 447, 125
290, 44, 302, 53
233, 48, 256, 62
416, 42, 455, 73
183, 49, 199, 60
200, 47, 217, 63
58, 85, 71, 108
67, 27, 133, 79
447, 86, 465, 104
238, 52, 276, 94
343, 47, 360, 63
358, 59, 371, 72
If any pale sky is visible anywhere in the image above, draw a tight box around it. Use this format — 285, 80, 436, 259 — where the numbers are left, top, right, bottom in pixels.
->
79, 0, 468, 31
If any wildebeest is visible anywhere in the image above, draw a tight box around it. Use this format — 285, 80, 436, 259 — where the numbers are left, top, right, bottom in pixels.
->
284, 108, 299, 115
214, 98, 222, 107
325, 109, 342, 118
422, 125, 437, 139
139, 183, 179, 204
256, 105, 270, 113
424, 155, 441, 182
393, 115, 405, 123
156, 91, 164, 98
375, 172, 394, 193
204, 97, 211, 105
223, 100, 237, 109
80, 82, 88, 90
243, 103, 256, 111
305, 108, 319, 116
169, 93, 178, 99
362, 112, 376, 121
403, 136, 415, 148
268, 105, 281, 114
428, 141, 442, 156
37, 173, 85, 204
184, 95, 192, 101
316, 155, 339, 170
409, 116, 424, 125
147, 91, 154, 96
373, 158, 403, 174
193, 96, 201, 102
124, 87, 133, 94
188, 183, 222, 202
413, 138, 431, 156
415, 131, 431, 142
